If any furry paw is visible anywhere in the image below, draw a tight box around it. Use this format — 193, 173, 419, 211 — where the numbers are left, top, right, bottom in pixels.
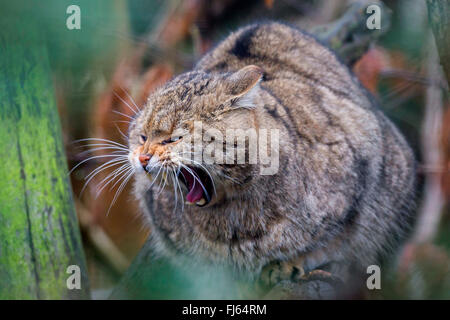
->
260, 260, 306, 286
299, 269, 344, 287
259, 260, 346, 299
263, 279, 338, 300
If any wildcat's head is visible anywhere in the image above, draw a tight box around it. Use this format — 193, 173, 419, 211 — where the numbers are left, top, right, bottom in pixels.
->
128, 65, 264, 207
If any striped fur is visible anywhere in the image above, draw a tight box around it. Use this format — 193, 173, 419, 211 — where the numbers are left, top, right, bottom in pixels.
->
129, 22, 417, 296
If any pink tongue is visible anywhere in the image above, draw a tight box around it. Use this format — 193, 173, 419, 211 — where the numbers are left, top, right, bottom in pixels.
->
182, 169, 204, 203
187, 184, 203, 203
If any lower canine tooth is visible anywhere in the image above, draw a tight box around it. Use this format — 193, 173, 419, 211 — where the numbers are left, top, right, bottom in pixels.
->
196, 198, 206, 206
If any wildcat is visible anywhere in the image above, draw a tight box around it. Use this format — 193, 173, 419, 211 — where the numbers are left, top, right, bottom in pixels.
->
126, 22, 416, 298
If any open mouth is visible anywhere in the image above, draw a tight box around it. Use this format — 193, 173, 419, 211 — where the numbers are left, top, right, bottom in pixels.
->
178, 166, 214, 207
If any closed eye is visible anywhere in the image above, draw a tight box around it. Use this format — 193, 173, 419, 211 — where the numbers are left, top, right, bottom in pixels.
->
139, 135, 147, 144
161, 136, 183, 145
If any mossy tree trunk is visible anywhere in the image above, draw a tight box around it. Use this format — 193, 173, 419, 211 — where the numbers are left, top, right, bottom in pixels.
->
426, 0, 450, 85
0, 13, 89, 299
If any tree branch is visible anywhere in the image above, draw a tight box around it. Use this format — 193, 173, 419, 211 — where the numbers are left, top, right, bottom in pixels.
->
312, 0, 391, 66
426, 0, 450, 85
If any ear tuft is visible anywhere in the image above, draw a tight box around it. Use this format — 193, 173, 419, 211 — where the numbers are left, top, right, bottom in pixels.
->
226, 65, 264, 97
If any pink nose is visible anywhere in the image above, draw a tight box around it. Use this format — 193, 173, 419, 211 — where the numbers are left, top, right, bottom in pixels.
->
139, 154, 151, 168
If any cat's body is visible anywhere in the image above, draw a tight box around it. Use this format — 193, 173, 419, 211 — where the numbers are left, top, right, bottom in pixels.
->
129, 23, 416, 297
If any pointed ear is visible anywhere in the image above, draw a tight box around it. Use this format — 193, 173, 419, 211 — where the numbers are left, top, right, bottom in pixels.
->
225, 65, 263, 97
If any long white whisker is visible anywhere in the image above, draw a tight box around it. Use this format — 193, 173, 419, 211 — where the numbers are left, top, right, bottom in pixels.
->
177, 156, 217, 196
80, 147, 128, 155
113, 91, 139, 115
114, 123, 129, 142
113, 109, 134, 120
80, 143, 129, 152
147, 162, 166, 190
74, 138, 128, 149
156, 167, 168, 197
108, 166, 134, 192
98, 165, 133, 200
107, 168, 135, 216
119, 86, 141, 113
70, 154, 128, 174
175, 165, 185, 212
170, 168, 179, 212
145, 162, 160, 175
80, 159, 129, 195
154, 168, 165, 195
96, 164, 132, 198
75, 149, 127, 159
114, 120, 131, 125
186, 160, 216, 195
178, 151, 202, 154
86, 158, 128, 180
218, 171, 241, 184
179, 163, 210, 200
95, 165, 129, 193
91, 165, 126, 198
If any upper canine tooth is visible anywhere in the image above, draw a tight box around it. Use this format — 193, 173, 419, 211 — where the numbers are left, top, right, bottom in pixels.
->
196, 198, 206, 206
